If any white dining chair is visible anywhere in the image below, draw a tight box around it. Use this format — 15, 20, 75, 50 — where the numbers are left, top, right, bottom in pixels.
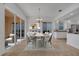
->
26, 33, 33, 44
44, 33, 53, 48
35, 37, 43, 48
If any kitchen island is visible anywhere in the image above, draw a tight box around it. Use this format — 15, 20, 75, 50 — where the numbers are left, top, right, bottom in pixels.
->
67, 33, 79, 49
53, 31, 67, 39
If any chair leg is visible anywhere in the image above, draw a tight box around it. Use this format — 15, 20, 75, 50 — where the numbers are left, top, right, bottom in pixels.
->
32, 39, 36, 48
49, 41, 52, 48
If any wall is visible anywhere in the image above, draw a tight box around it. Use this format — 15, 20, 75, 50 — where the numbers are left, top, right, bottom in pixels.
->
70, 16, 79, 24
5, 16, 14, 38
64, 13, 79, 30
28, 19, 37, 28
28, 19, 54, 32
5, 9, 14, 39
0, 4, 5, 55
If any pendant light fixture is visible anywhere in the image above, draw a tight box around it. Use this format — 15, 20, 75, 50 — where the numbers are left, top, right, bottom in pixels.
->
36, 8, 43, 23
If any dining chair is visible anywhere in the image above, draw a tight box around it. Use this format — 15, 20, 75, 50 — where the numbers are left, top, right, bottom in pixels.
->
43, 34, 50, 47
26, 32, 37, 48
35, 37, 43, 48
48, 33, 53, 45
44, 33, 53, 48
26, 33, 33, 44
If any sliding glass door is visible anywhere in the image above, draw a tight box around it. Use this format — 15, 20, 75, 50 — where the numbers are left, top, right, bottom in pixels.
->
21, 22, 25, 38
5, 9, 25, 48
16, 23, 20, 39
42, 22, 52, 33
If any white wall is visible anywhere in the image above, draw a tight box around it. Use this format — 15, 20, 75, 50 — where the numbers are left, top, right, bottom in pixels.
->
64, 13, 79, 30
28, 19, 37, 28
70, 16, 79, 24
28, 18, 54, 32
0, 4, 5, 55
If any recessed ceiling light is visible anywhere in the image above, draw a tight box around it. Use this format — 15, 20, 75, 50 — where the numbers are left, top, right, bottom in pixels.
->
58, 9, 62, 12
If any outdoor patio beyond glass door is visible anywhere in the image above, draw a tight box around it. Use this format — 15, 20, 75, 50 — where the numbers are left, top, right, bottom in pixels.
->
42, 22, 52, 33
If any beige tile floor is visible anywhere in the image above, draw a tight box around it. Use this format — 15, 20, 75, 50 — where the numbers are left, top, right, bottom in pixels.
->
2, 38, 79, 56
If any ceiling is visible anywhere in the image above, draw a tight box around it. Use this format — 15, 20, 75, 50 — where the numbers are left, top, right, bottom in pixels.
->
60, 7, 79, 20
17, 3, 75, 20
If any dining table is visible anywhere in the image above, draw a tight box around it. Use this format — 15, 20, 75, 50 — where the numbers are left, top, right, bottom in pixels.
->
33, 33, 49, 48
27, 32, 51, 48
31, 33, 49, 48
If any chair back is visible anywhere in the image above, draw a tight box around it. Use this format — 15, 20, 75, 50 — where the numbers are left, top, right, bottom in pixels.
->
48, 33, 53, 42
26, 34, 29, 40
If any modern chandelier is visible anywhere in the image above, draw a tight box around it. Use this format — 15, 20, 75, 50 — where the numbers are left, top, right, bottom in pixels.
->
36, 8, 43, 32
36, 8, 43, 23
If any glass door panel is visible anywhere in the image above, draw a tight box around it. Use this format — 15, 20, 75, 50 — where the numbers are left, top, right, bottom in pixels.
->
16, 16, 20, 41
21, 20, 25, 38
42, 22, 52, 33
5, 9, 14, 48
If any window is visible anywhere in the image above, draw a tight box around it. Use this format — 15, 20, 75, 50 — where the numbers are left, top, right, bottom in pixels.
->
59, 22, 64, 30
42, 22, 52, 33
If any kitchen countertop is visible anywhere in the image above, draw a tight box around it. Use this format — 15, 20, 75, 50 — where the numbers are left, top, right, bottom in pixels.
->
54, 31, 67, 32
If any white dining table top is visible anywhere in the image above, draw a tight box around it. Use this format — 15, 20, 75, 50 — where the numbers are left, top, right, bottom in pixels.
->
27, 32, 52, 37
34, 33, 44, 37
